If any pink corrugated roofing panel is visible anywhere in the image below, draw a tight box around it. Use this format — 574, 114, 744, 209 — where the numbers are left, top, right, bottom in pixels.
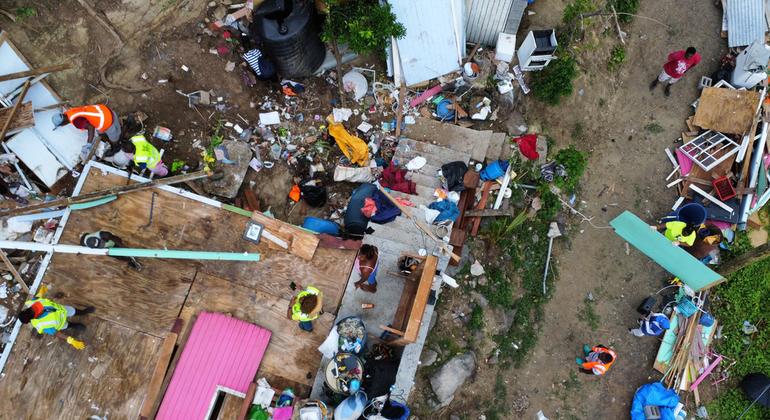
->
156, 312, 272, 420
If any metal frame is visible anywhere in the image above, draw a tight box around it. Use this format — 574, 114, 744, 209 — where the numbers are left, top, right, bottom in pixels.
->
678, 130, 741, 171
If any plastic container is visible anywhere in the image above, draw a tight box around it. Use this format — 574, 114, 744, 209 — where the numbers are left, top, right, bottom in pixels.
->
676, 203, 707, 226
153, 126, 172, 142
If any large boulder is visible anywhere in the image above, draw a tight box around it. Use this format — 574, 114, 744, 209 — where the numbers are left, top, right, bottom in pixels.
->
429, 352, 476, 406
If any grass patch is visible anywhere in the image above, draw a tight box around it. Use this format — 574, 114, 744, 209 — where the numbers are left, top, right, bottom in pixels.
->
607, 45, 626, 71
478, 268, 516, 309
609, 0, 640, 23
571, 122, 585, 141
644, 122, 664, 134
15, 7, 36, 20
578, 297, 600, 330
468, 304, 485, 332
484, 372, 510, 420
708, 256, 770, 419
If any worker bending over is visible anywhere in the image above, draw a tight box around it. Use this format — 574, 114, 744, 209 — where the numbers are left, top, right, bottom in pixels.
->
654, 221, 696, 247
629, 312, 670, 337
287, 284, 323, 332
80, 230, 142, 271
18, 286, 92, 350
53, 104, 122, 145
576, 344, 617, 375
126, 134, 168, 177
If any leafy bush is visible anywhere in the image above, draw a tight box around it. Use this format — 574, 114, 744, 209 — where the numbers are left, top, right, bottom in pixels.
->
562, 0, 595, 24
728, 230, 753, 258
708, 256, 770, 419
537, 185, 562, 221
607, 45, 626, 71
531, 53, 578, 105
554, 145, 588, 194
609, 0, 640, 23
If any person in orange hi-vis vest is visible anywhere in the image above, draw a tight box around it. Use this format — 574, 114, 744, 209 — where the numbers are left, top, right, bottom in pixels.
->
575, 344, 616, 375
52, 104, 122, 146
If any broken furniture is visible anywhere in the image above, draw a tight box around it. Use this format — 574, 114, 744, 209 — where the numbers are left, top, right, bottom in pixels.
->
379, 254, 438, 345
679, 131, 741, 172
517, 29, 558, 71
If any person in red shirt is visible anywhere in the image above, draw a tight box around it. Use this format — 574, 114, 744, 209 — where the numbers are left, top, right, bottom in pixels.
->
650, 47, 701, 96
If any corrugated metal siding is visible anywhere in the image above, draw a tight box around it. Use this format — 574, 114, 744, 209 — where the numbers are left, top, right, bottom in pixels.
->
727, 0, 766, 47
467, 0, 512, 46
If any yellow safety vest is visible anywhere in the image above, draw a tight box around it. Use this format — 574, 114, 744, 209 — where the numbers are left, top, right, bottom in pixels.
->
664, 221, 696, 246
131, 135, 161, 169
291, 286, 322, 322
24, 298, 68, 334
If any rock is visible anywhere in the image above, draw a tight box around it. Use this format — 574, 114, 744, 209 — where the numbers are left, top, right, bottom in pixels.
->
477, 275, 487, 286
470, 260, 485, 276
504, 110, 528, 136
470, 291, 489, 308
430, 352, 476, 405
420, 349, 438, 367
487, 349, 499, 365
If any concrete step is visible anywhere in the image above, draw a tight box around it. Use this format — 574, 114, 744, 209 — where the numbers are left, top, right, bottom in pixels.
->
486, 132, 508, 162
403, 117, 492, 162
406, 171, 442, 190
397, 138, 472, 166
387, 189, 433, 208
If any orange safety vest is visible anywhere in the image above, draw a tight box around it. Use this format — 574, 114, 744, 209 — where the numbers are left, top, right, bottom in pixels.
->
64, 104, 114, 132
581, 347, 617, 375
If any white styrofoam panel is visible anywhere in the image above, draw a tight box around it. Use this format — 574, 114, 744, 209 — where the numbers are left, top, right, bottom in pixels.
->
6, 129, 67, 187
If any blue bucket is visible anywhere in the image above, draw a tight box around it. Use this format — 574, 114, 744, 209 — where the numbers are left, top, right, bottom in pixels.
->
676, 203, 707, 226
436, 99, 455, 121
480, 160, 509, 181
700, 312, 715, 327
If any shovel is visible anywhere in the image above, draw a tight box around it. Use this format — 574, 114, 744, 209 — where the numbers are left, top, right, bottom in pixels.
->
542, 222, 562, 295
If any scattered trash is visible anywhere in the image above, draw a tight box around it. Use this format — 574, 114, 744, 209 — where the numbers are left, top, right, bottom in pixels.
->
153, 126, 173, 142
332, 108, 353, 123
342, 70, 368, 101
181, 65, 190, 72
259, 111, 281, 125
405, 156, 427, 171
470, 260, 485, 276
224, 61, 236, 72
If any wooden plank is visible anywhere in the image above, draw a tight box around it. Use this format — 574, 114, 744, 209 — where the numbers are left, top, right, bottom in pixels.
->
693, 87, 760, 135
0, 63, 71, 83
0, 317, 162, 419
139, 331, 179, 420
252, 211, 319, 261
0, 101, 33, 135
379, 324, 406, 337
238, 382, 258, 420
392, 275, 418, 331
0, 80, 30, 141
244, 189, 260, 212
465, 207, 517, 218
471, 181, 494, 235
218, 393, 246, 420
44, 252, 196, 337
178, 273, 334, 389
0, 248, 29, 293
399, 255, 437, 344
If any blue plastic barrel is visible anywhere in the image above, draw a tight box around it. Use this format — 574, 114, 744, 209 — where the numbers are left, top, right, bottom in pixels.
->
676, 203, 707, 226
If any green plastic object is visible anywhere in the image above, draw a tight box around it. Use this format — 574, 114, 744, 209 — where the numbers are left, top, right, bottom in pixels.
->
610, 211, 724, 291
70, 195, 118, 210
107, 247, 260, 261
222, 204, 253, 217
247, 405, 269, 420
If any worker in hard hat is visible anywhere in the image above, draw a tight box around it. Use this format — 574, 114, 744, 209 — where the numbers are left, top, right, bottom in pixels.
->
124, 134, 168, 177
52, 104, 122, 145
17, 285, 92, 350
287, 284, 323, 332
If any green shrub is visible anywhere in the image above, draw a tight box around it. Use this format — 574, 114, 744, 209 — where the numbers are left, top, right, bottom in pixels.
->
607, 45, 626, 71
554, 145, 588, 194
537, 185, 562, 221
532, 53, 578, 105
708, 256, 770, 418
562, 0, 595, 24
728, 231, 753, 258
609, 0, 640, 23
468, 304, 485, 332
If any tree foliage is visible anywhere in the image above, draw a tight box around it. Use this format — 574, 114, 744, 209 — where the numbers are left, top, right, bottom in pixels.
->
320, 0, 405, 56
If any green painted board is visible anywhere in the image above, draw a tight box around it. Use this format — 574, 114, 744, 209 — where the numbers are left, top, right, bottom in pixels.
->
610, 211, 724, 291
70, 195, 117, 210
108, 248, 260, 261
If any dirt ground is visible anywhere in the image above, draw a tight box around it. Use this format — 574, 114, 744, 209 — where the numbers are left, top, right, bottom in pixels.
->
1, 0, 727, 418
411, 1, 725, 418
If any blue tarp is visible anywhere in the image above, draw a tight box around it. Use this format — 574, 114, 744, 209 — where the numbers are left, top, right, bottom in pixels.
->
630, 382, 680, 420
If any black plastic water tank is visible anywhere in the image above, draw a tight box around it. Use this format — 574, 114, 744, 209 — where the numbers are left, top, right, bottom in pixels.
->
252, 0, 325, 78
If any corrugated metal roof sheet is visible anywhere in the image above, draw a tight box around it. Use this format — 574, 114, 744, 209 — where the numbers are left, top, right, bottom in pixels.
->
727, 0, 766, 47
465, 0, 528, 46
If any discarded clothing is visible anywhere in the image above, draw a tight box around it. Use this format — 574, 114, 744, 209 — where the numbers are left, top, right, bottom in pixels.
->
300, 182, 327, 207
440, 161, 468, 192
381, 166, 416, 194
281, 79, 305, 96
630, 382, 679, 420
344, 183, 377, 237
334, 166, 375, 183
514, 134, 540, 160
540, 161, 566, 182
327, 118, 369, 166
362, 198, 377, 218
370, 189, 402, 224
242, 48, 276, 80
428, 200, 460, 223
480, 160, 509, 181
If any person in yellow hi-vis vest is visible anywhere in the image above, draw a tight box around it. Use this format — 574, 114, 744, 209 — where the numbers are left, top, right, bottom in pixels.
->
125, 134, 169, 177
286, 284, 323, 332
18, 285, 94, 350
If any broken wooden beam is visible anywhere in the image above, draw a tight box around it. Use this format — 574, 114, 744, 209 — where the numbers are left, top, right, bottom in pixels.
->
0, 102, 34, 135
0, 248, 29, 293
0, 80, 30, 141
0, 170, 211, 217
139, 319, 183, 420
0, 63, 72, 83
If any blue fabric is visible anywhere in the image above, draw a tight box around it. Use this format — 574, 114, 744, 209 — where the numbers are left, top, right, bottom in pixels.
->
630, 382, 680, 420
370, 189, 401, 224
298, 320, 313, 331
643, 314, 670, 336
480, 160, 509, 181
42, 327, 57, 335
428, 200, 460, 223
366, 262, 379, 285
302, 217, 340, 235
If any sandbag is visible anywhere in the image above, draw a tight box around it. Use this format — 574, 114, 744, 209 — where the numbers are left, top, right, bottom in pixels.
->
334, 165, 375, 183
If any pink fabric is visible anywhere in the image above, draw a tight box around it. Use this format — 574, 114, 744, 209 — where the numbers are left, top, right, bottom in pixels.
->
706, 219, 732, 230
410, 84, 443, 107
157, 312, 271, 420
362, 197, 377, 218
675, 149, 694, 176
273, 407, 293, 420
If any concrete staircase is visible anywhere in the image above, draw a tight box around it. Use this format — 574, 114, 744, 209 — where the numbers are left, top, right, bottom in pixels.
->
310, 118, 510, 402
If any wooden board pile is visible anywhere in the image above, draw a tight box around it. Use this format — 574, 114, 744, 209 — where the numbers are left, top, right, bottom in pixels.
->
663, 81, 770, 235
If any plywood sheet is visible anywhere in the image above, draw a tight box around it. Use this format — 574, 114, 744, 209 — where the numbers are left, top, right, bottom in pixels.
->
0, 101, 33, 135
693, 87, 760, 134
43, 252, 195, 338
59, 167, 356, 314
0, 317, 161, 419
179, 273, 334, 391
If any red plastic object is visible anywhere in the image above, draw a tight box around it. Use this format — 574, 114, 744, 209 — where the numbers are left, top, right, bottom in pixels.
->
712, 176, 736, 201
